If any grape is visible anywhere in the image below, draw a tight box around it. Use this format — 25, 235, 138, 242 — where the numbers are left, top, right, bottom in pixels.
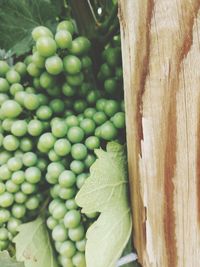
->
1, 100, 22, 118
3, 135, 20, 151
28, 119, 43, 136
54, 139, 71, 156
36, 36, 57, 57
60, 241, 76, 257
12, 171, 25, 185
80, 118, 95, 135
0, 61, 9, 76
6, 70, 21, 84
52, 224, 68, 242
63, 55, 82, 75
45, 55, 63, 75
25, 167, 41, 184
71, 144, 87, 160
57, 20, 75, 34
67, 126, 84, 143
55, 30, 72, 49
59, 170, 76, 188
7, 157, 23, 171
68, 225, 85, 242
64, 210, 81, 229
11, 120, 27, 136
0, 78, 9, 92
24, 93, 39, 110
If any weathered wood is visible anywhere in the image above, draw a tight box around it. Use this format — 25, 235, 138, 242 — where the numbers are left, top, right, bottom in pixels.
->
119, 1, 200, 266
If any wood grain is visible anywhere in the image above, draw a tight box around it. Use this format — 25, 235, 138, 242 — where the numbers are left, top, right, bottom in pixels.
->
119, 1, 200, 266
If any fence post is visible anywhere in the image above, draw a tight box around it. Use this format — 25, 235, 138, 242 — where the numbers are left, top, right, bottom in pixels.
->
119, 1, 200, 266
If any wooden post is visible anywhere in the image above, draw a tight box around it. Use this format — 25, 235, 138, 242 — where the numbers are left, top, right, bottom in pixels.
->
118, 1, 200, 266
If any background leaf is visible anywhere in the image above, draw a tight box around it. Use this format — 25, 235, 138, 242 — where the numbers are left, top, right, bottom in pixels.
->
0, 251, 24, 267
76, 142, 132, 267
13, 217, 58, 267
0, 0, 63, 56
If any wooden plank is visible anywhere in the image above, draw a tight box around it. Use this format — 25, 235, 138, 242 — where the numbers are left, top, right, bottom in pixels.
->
118, 1, 200, 266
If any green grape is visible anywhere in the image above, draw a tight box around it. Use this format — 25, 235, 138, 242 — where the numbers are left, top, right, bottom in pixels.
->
86, 90, 100, 104
0, 164, 11, 181
21, 182, 36, 195
81, 56, 92, 69
85, 136, 100, 150
59, 187, 76, 200
14, 62, 27, 76
11, 204, 26, 219
32, 51, 45, 68
0, 78, 9, 92
104, 100, 120, 117
70, 160, 85, 174
0, 182, 5, 194
50, 99, 65, 114
72, 252, 86, 267
93, 111, 107, 125
69, 37, 91, 55
67, 126, 84, 143
52, 224, 68, 242
7, 156, 23, 171
0, 93, 9, 105
59, 170, 76, 188
27, 63, 41, 77
0, 209, 10, 223
66, 72, 84, 86
64, 210, 81, 229
10, 83, 24, 96
40, 71, 55, 89
32, 26, 53, 41
62, 83, 76, 97
22, 152, 37, 167
73, 100, 87, 113
14, 191, 27, 204
100, 121, 117, 141
54, 139, 71, 157
84, 154, 96, 168
65, 199, 78, 210
51, 120, 68, 138
38, 132, 56, 152
96, 98, 107, 111
83, 107, 96, 119
1, 100, 22, 118
0, 61, 9, 76
24, 93, 40, 110
0, 192, 14, 207
2, 118, 15, 132
55, 30, 72, 49
6, 69, 21, 84
48, 149, 61, 162
71, 144, 87, 160
52, 202, 67, 220
36, 36, 57, 57
57, 20, 75, 34
28, 119, 43, 136
45, 55, 63, 75
6, 180, 20, 193
11, 120, 27, 136
11, 171, 25, 185
0, 228, 9, 241
111, 112, 125, 128
65, 115, 79, 127
3, 135, 19, 151
59, 256, 74, 267
36, 105, 53, 120
60, 241, 76, 257
47, 216, 58, 230
47, 162, 65, 181
14, 91, 27, 105
25, 167, 41, 184
104, 78, 117, 94
80, 118, 95, 135
7, 217, 21, 235
26, 196, 40, 210
76, 239, 86, 252
68, 225, 85, 242
20, 137, 33, 152
63, 55, 82, 75
76, 173, 88, 189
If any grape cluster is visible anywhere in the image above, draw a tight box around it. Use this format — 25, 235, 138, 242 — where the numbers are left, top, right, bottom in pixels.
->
0, 19, 125, 267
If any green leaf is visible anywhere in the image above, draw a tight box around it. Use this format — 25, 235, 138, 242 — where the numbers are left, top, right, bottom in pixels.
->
76, 142, 132, 267
13, 217, 58, 267
0, 0, 62, 56
0, 250, 24, 267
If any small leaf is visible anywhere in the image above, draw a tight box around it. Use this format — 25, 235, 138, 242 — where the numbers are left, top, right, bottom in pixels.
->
13, 217, 58, 267
0, 250, 24, 267
76, 142, 132, 267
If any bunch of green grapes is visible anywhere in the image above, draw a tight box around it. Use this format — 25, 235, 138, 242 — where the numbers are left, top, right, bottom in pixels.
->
98, 35, 123, 98
0, 18, 126, 267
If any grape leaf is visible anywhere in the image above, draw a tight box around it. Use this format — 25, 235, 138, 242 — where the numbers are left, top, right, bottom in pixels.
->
13, 217, 58, 267
76, 142, 132, 267
0, 251, 25, 267
0, 0, 62, 56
